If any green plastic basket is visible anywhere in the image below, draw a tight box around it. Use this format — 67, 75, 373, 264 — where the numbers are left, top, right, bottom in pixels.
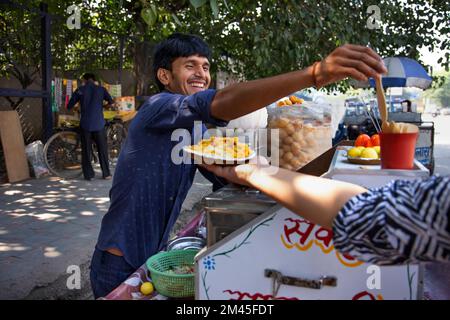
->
146, 249, 198, 298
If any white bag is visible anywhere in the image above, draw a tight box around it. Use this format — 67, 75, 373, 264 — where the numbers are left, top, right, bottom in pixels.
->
25, 141, 49, 178
226, 108, 268, 130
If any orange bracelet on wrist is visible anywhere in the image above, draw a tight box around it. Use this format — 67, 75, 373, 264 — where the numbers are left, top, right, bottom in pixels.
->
312, 61, 321, 89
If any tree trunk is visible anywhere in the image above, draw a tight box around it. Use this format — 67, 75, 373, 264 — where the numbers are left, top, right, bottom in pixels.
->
133, 40, 155, 96
132, 18, 155, 96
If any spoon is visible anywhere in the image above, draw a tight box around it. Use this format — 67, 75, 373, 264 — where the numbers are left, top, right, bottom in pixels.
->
375, 75, 389, 132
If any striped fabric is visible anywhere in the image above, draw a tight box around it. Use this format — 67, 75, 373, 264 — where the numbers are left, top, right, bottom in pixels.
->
333, 175, 450, 265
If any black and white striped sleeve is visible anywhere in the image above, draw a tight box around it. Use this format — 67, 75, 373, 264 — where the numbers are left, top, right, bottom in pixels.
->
332, 175, 450, 265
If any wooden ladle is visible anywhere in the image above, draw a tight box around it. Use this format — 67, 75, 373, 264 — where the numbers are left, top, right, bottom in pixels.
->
375, 75, 390, 132
375, 75, 418, 134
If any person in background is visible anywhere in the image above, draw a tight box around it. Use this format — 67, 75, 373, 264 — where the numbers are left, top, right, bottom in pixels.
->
201, 158, 450, 265
90, 32, 387, 298
67, 73, 114, 181
402, 99, 412, 112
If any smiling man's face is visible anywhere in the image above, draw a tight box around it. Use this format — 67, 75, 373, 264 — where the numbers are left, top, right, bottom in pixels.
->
160, 55, 211, 95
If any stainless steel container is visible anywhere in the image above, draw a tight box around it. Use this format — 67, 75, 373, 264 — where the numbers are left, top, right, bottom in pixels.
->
203, 185, 276, 246
203, 185, 276, 213
166, 236, 206, 251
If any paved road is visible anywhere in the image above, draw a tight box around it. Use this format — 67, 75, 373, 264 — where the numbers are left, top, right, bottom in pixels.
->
418, 114, 450, 300
0, 168, 212, 300
422, 114, 450, 175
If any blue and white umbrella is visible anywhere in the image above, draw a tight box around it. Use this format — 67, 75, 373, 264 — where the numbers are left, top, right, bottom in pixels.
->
353, 57, 432, 89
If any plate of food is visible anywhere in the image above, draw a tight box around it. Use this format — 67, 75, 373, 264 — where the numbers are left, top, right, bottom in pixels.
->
183, 136, 256, 165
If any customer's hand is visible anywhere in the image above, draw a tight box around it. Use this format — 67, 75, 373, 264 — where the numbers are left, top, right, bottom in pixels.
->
200, 156, 269, 187
313, 44, 387, 88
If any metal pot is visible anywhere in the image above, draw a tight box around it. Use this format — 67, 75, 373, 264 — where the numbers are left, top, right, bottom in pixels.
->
166, 236, 206, 251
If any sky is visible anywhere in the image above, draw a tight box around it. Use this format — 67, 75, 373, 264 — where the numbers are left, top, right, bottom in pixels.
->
419, 46, 448, 73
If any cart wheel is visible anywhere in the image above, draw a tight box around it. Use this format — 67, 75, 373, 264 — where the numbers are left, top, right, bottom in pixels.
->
107, 122, 126, 160
44, 131, 83, 179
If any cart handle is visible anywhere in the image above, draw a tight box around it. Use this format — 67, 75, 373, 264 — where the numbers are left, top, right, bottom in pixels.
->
265, 269, 337, 296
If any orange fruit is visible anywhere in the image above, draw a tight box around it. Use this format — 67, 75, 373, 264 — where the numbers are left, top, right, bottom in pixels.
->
371, 134, 380, 147
355, 134, 371, 147
364, 139, 373, 147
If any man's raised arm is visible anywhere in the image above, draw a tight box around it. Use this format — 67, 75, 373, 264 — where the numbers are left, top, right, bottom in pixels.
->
210, 44, 387, 121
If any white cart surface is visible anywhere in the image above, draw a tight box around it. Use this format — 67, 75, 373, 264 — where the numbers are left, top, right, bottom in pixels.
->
196, 147, 428, 300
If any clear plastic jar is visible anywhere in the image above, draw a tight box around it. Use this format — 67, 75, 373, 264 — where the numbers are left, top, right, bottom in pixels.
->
268, 102, 332, 171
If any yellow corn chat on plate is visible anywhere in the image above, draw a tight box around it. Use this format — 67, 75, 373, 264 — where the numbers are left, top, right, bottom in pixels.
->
183, 136, 256, 164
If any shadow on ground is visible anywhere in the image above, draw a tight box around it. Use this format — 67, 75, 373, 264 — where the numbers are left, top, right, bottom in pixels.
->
0, 170, 212, 299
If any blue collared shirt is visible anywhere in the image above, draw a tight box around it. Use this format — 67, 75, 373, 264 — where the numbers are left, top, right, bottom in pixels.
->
67, 82, 114, 131
96, 89, 228, 268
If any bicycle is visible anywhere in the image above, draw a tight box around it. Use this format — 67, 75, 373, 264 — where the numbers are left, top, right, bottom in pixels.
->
106, 118, 128, 160
44, 118, 127, 179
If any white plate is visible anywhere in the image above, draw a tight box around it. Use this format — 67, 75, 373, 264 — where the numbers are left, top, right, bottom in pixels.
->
183, 146, 256, 165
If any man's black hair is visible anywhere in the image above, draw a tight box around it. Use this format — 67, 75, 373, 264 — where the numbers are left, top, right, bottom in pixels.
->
152, 33, 212, 91
82, 73, 96, 81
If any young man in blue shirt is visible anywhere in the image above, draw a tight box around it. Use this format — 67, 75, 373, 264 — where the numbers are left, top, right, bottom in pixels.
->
67, 73, 114, 181
90, 33, 387, 298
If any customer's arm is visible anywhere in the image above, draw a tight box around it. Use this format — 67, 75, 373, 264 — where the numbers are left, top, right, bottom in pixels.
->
333, 175, 450, 264
200, 162, 366, 228
202, 162, 450, 265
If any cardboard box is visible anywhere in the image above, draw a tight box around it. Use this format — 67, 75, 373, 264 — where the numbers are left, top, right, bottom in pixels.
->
116, 96, 135, 112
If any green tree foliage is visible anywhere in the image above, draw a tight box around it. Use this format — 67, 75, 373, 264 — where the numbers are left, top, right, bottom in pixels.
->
424, 72, 450, 108
1, 0, 134, 108
151, 0, 449, 92
1, 0, 449, 98
0, 4, 42, 109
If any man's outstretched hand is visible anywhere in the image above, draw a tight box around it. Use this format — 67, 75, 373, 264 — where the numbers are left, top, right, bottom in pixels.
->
314, 44, 387, 88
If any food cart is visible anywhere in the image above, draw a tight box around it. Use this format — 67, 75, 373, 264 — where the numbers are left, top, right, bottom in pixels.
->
104, 142, 430, 300
102, 94, 432, 300
194, 145, 428, 300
